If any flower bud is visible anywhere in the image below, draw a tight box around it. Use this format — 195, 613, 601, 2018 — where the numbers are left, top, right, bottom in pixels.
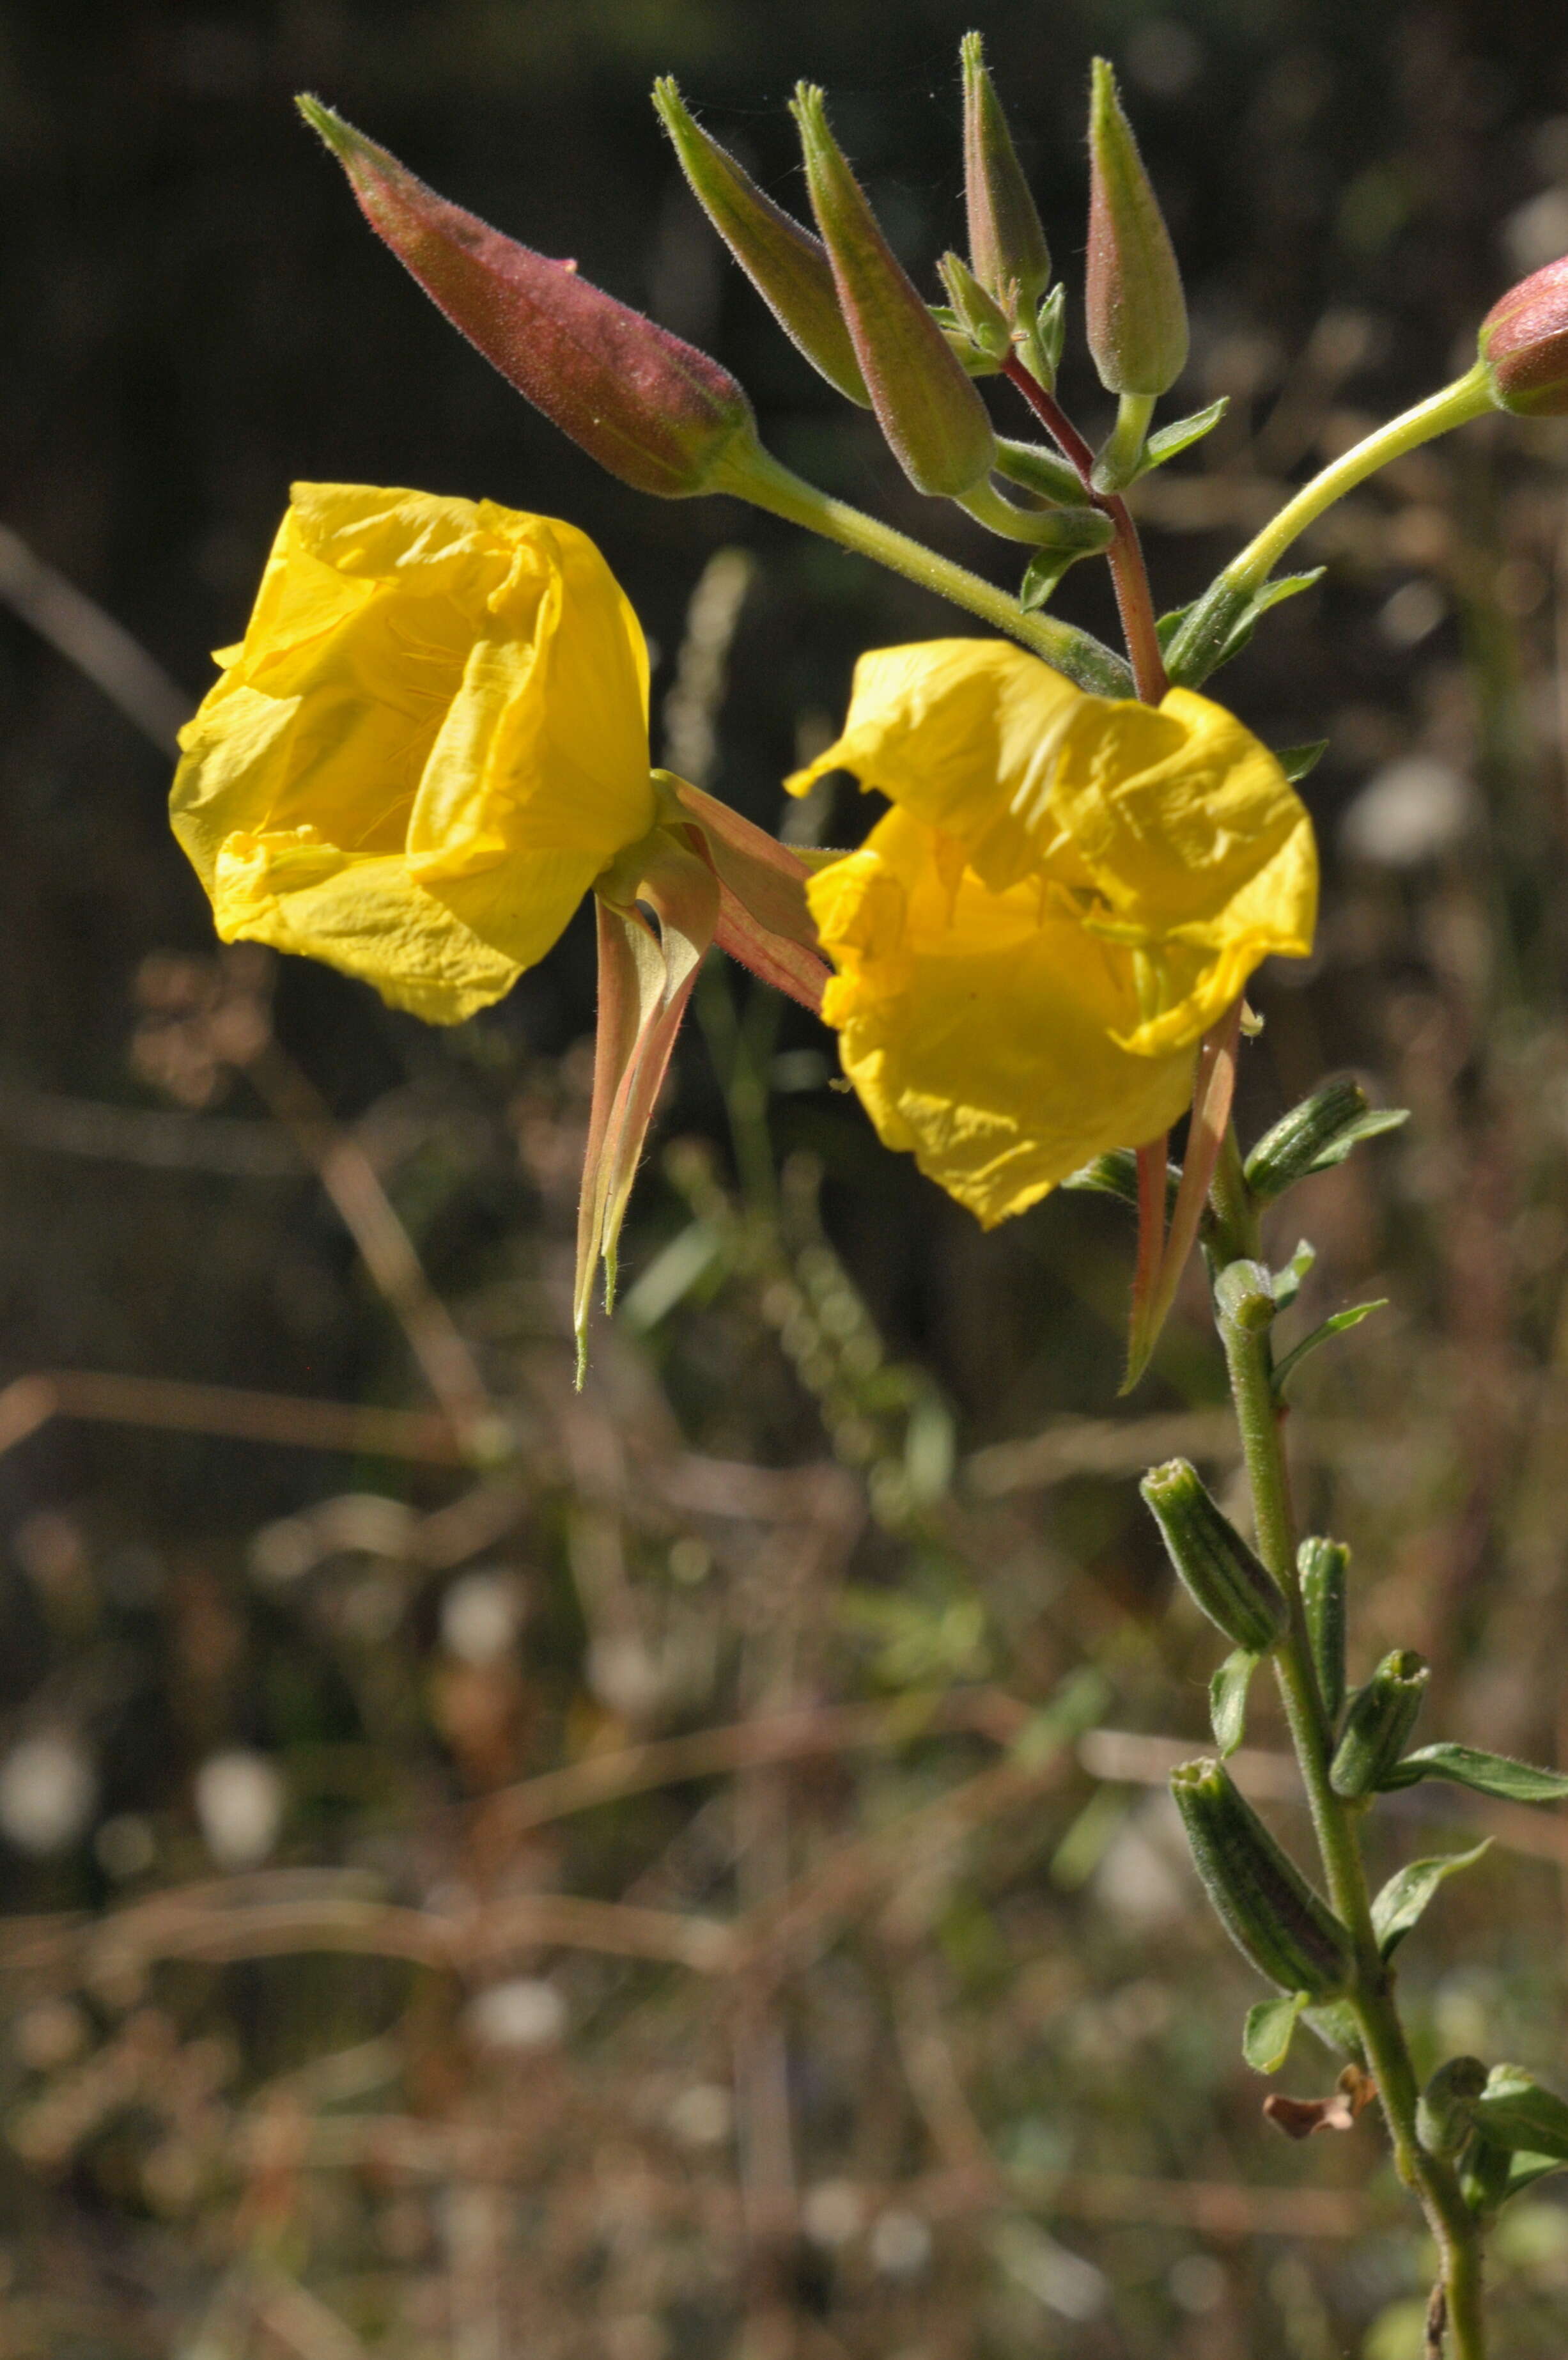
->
960, 31, 1052, 315
1298, 1536, 1349, 1726
791, 84, 997, 497
1418, 2056, 1487, 2158
1085, 58, 1188, 398
1480, 255, 1568, 417
1170, 1757, 1356, 1998
1245, 1075, 1406, 1202
936, 251, 1014, 361
1214, 1259, 1277, 1334
1330, 1649, 1430, 1800
298, 97, 757, 498
651, 79, 870, 408
1140, 1460, 1289, 1655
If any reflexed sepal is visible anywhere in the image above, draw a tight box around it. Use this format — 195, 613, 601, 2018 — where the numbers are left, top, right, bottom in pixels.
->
1418, 2056, 1488, 2157
1245, 1075, 1409, 1202
1298, 1536, 1349, 1725
1330, 1649, 1429, 1800
658, 774, 830, 1013
652, 79, 871, 407
792, 84, 997, 497
1170, 1756, 1356, 1997
297, 97, 758, 499
1141, 1460, 1288, 1655
1085, 58, 1188, 398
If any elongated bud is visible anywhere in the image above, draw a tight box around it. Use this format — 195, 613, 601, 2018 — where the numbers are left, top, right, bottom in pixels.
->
298, 97, 757, 498
1480, 255, 1568, 416
1140, 1460, 1289, 1655
961, 31, 1051, 315
1085, 58, 1188, 397
936, 251, 1014, 361
791, 84, 997, 497
1418, 2056, 1487, 2158
1245, 1075, 1408, 1201
1170, 1758, 1355, 1997
1330, 1649, 1430, 1800
1298, 1537, 1349, 1726
651, 79, 870, 408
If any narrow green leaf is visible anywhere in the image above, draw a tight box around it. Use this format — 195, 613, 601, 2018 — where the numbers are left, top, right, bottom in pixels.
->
1154, 601, 1193, 656
1269, 1238, 1316, 1311
1133, 396, 1229, 476
1062, 1150, 1183, 1217
1243, 1989, 1308, 2074
1473, 2067, 1568, 2162
1210, 1649, 1257, 1758
1503, 2153, 1568, 2200
1273, 740, 1329, 785
1301, 1106, 1409, 1174
1019, 547, 1076, 611
1370, 1841, 1491, 1959
1271, 1301, 1388, 1400
1205, 569, 1326, 677
1385, 1744, 1568, 1804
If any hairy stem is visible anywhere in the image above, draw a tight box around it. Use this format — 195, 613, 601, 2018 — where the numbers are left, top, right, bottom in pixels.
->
720, 444, 1132, 696
1000, 356, 1169, 703
1210, 1132, 1487, 2359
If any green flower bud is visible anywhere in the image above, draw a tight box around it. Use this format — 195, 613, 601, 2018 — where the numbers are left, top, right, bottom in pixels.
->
651, 79, 871, 409
1244, 1076, 1406, 1202
936, 250, 1014, 361
1418, 2056, 1487, 2159
1140, 1460, 1289, 1655
960, 31, 1052, 315
1214, 1260, 1277, 1334
791, 83, 997, 498
1298, 1536, 1349, 1726
1085, 59, 1188, 398
1170, 1758, 1356, 1998
1479, 255, 1568, 417
298, 97, 756, 499
1330, 1650, 1430, 1800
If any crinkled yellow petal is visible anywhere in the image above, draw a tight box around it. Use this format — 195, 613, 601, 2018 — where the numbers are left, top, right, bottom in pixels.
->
786, 639, 1083, 895
786, 639, 1317, 1065
807, 809, 1197, 1226
171, 484, 657, 1021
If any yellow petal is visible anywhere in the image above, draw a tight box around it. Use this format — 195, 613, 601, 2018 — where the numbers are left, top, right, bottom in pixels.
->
807, 809, 1196, 1226
786, 639, 1083, 894
171, 485, 657, 1013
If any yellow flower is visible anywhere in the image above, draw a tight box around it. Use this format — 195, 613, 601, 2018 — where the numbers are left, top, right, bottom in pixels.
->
171, 483, 657, 1022
789, 639, 1317, 1226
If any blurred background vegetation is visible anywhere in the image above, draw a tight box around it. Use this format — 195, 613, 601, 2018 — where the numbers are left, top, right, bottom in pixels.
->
5, 0, 1568, 2352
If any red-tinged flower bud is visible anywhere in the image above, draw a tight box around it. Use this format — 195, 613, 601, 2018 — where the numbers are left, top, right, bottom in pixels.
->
961, 32, 1052, 317
297, 96, 757, 498
1480, 255, 1568, 416
1085, 58, 1188, 398
791, 83, 997, 499
652, 79, 870, 408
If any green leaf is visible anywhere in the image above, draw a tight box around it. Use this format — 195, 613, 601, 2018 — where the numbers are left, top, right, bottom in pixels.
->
1269, 1238, 1316, 1311
1370, 1841, 1491, 1958
1273, 740, 1329, 786
1154, 601, 1194, 656
1503, 2153, 1568, 2200
1132, 396, 1229, 477
1302, 1999, 1366, 2063
1197, 569, 1326, 679
1019, 547, 1076, 611
1210, 1648, 1257, 1758
1271, 1302, 1387, 1399
1243, 1989, 1308, 2074
1301, 1106, 1409, 1174
1062, 1149, 1182, 1217
1473, 2067, 1568, 2162
1385, 1744, 1568, 1804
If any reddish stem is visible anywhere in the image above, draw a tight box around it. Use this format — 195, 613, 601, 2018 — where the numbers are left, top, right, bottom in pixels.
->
1001, 355, 1169, 707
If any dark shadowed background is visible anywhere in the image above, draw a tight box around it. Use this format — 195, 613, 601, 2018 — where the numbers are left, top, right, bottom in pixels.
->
4, 1, 1568, 2353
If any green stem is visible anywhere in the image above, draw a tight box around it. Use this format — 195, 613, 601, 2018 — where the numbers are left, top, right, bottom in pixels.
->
1226, 362, 1494, 592
1211, 1134, 1487, 2360
717, 443, 1133, 697
1093, 391, 1156, 494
